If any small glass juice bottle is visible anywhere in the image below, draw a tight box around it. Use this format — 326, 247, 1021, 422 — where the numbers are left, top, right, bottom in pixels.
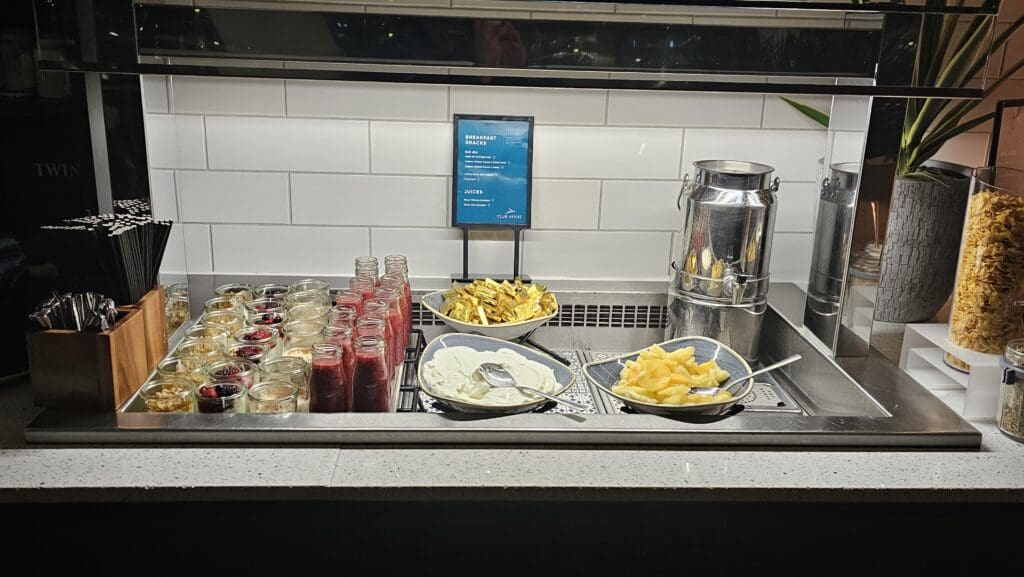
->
352, 336, 390, 412
309, 343, 349, 413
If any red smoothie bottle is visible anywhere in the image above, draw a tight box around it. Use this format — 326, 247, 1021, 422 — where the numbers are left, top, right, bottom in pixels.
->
334, 290, 364, 317
352, 336, 390, 412
324, 325, 356, 406
355, 316, 391, 380
309, 343, 348, 412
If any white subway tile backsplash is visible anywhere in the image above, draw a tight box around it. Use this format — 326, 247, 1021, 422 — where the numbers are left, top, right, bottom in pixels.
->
177, 170, 290, 224
287, 81, 448, 121
600, 180, 682, 231
531, 179, 601, 230
171, 77, 285, 116
161, 226, 186, 274
183, 223, 213, 273
141, 75, 169, 114
291, 174, 447, 226
145, 115, 206, 169
370, 122, 451, 175
451, 86, 606, 125
768, 232, 814, 283
524, 230, 672, 280
534, 126, 682, 179
371, 228, 514, 278
607, 92, 763, 128
774, 181, 818, 233
762, 94, 831, 129
212, 225, 369, 275
149, 169, 178, 221
206, 116, 369, 172
682, 129, 827, 182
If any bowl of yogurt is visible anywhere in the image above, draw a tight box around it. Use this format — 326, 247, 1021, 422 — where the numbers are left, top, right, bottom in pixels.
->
417, 333, 575, 414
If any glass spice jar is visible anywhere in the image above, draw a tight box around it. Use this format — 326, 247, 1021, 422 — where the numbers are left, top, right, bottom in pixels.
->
254, 283, 290, 300
998, 339, 1024, 443
184, 324, 232, 350
281, 320, 325, 365
948, 167, 1024, 359
248, 381, 298, 414
310, 343, 349, 413
157, 355, 208, 386
352, 335, 390, 412
234, 326, 280, 356
286, 289, 330, 309
202, 310, 244, 336
141, 378, 194, 413
226, 342, 270, 366
207, 359, 259, 390
176, 338, 224, 372
262, 356, 310, 412
215, 283, 254, 308
204, 296, 245, 319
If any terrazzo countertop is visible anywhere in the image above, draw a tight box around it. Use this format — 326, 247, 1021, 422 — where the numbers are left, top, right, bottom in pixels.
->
1, 375, 1023, 503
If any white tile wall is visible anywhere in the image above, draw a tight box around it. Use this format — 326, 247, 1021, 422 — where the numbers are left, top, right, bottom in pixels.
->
762, 94, 831, 130
370, 122, 451, 175
145, 76, 835, 285
172, 77, 286, 116
212, 225, 369, 275
607, 92, 764, 128
531, 179, 601, 230
535, 126, 682, 179
451, 86, 606, 125
178, 170, 291, 224
681, 128, 827, 182
287, 81, 448, 121
291, 174, 447, 226
206, 116, 369, 172
600, 180, 681, 231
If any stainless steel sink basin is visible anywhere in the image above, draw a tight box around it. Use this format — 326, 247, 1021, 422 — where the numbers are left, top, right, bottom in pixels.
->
25, 283, 980, 448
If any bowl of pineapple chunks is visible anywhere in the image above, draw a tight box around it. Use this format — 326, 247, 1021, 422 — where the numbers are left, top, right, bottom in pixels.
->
582, 336, 753, 416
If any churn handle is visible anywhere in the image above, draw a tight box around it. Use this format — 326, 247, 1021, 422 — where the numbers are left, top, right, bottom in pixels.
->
677, 174, 691, 211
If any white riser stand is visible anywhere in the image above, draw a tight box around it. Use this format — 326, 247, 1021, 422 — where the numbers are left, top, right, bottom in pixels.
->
899, 323, 1002, 419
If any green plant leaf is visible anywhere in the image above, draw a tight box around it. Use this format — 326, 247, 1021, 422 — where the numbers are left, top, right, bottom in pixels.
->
778, 97, 830, 128
901, 170, 951, 188
913, 111, 996, 169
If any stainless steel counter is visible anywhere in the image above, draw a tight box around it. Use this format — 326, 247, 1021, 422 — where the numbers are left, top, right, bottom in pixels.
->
23, 284, 980, 448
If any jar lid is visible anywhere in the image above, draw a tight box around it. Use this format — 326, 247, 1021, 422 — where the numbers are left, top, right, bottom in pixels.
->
1005, 339, 1024, 368
692, 159, 775, 191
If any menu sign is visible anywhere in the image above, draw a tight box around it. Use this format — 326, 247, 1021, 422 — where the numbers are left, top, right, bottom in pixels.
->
452, 114, 534, 228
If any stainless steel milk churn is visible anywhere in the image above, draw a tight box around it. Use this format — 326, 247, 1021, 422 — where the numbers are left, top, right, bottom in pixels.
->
667, 160, 780, 363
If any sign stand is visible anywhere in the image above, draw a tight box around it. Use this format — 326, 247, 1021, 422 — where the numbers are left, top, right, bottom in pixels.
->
450, 114, 534, 284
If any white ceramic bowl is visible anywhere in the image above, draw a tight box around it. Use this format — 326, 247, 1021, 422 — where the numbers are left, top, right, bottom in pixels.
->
420, 289, 557, 341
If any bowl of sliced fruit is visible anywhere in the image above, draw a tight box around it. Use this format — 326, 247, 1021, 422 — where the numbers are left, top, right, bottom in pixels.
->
582, 336, 754, 417
420, 278, 558, 341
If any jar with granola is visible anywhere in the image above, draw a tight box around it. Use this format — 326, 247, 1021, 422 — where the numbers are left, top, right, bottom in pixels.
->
947, 167, 1024, 361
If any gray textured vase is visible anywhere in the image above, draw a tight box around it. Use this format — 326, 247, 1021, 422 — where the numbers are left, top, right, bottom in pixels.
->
875, 163, 970, 323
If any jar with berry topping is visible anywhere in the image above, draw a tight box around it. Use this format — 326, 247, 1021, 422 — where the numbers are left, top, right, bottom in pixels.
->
157, 356, 208, 386
215, 283, 254, 308
176, 338, 224, 372
201, 310, 244, 336
262, 356, 310, 412
248, 310, 288, 336
281, 320, 324, 365
248, 381, 298, 414
195, 381, 247, 413
207, 359, 258, 390
184, 324, 231, 350
245, 297, 285, 316
226, 342, 270, 366
234, 326, 280, 357
141, 378, 194, 413
286, 289, 330, 309
352, 336, 391, 412
254, 283, 289, 300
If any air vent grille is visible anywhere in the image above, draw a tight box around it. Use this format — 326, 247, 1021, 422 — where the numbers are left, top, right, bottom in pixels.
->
412, 302, 669, 329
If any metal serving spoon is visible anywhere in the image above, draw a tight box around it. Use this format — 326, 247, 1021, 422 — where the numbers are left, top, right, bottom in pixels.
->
476, 362, 588, 411
688, 354, 803, 397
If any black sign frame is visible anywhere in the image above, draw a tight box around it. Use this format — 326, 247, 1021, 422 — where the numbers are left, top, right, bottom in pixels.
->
451, 114, 535, 230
